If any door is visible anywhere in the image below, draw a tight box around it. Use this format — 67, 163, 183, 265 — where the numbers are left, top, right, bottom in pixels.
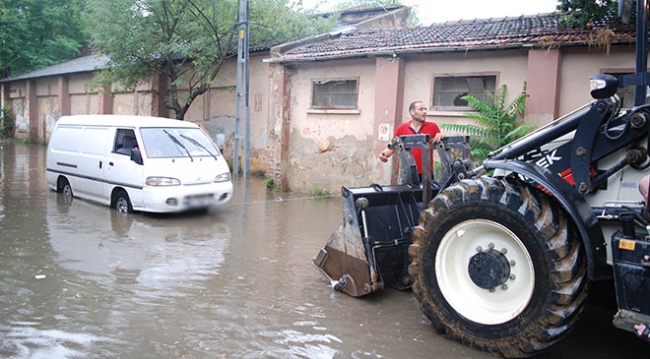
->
103, 128, 145, 206
75, 127, 109, 201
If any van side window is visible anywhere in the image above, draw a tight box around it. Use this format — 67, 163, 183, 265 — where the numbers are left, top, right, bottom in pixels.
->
114, 129, 139, 155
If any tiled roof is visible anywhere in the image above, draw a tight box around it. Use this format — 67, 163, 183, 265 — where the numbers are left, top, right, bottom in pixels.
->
1, 54, 110, 82
270, 12, 638, 62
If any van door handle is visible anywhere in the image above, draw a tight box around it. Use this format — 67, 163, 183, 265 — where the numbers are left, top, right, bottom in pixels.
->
109, 162, 114, 166
99, 161, 102, 169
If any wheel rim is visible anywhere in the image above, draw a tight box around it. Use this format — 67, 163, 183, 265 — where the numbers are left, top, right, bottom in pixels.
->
435, 219, 535, 325
116, 197, 129, 214
63, 184, 72, 197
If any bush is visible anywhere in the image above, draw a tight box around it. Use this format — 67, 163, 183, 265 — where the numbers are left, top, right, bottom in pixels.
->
441, 83, 534, 162
0, 107, 16, 138
314, 186, 330, 197
263, 173, 278, 191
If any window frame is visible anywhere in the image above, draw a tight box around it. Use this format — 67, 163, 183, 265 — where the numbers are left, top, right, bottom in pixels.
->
430, 72, 499, 112
310, 77, 359, 110
113, 128, 138, 156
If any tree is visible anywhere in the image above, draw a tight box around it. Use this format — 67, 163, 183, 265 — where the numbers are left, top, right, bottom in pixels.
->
558, 0, 619, 28
0, 0, 87, 78
84, 0, 337, 121
441, 84, 534, 161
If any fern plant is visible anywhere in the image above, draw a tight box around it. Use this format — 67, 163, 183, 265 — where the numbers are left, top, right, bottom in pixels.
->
441, 83, 534, 161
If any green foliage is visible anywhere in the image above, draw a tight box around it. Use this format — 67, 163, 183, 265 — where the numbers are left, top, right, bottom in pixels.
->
84, 0, 337, 120
0, 0, 87, 78
251, 0, 338, 45
263, 173, 278, 191
314, 186, 330, 197
441, 84, 534, 161
558, 0, 618, 29
0, 107, 15, 138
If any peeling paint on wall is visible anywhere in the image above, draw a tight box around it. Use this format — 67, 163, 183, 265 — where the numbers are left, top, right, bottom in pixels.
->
45, 113, 59, 142
288, 133, 374, 193
16, 115, 28, 133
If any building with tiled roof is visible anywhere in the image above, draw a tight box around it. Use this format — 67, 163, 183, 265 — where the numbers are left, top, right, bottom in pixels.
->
264, 12, 645, 191
1, 54, 111, 82
0, 5, 411, 179
0, 9, 645, 192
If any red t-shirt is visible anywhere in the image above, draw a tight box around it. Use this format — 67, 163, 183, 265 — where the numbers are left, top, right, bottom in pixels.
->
394, 121, 441, 174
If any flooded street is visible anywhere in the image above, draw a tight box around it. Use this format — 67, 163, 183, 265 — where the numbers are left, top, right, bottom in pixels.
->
0, 141, 647, 358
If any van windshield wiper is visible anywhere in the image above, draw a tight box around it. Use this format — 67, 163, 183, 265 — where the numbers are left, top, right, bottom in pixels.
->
180, 134, 217, 160
164, 130, 193, 161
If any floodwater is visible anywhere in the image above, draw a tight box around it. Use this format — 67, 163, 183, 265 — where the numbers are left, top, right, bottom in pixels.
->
0, 141, 647, 359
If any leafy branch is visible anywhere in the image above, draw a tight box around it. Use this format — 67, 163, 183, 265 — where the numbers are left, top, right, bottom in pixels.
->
442, 83, 534, 161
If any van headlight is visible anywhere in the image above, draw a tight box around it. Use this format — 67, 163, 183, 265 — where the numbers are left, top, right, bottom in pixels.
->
214, 172, 231, 183
146, 177, 180, 186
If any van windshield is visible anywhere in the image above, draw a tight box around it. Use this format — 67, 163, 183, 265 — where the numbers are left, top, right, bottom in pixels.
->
140, 127, 220, 159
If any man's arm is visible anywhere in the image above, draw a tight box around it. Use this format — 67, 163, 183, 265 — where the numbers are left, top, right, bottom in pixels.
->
432, 131, 444, 143
378, 147, 395, 162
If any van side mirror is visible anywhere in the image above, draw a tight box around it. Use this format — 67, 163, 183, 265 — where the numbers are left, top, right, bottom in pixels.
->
130, 149, 143, 165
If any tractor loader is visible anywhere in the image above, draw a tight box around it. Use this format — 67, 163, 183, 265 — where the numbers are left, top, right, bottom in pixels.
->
314, 1, 650, 356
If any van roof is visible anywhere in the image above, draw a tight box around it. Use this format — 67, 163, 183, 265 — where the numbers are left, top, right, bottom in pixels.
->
55, 115, 200, 129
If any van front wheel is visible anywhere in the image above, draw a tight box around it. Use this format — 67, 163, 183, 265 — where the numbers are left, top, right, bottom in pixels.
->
115, 190, 133, 214
57, 177, 73, 203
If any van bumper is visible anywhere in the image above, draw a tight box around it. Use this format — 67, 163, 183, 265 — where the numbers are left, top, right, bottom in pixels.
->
138, 181, 234, 213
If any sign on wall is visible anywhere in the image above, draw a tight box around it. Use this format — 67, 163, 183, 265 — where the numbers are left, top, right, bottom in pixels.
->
378, 123, 391, 141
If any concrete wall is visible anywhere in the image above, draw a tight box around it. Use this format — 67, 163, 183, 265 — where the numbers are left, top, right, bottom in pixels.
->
2, 43, 647, 193
0, 53, 271, 175
402, 49, 530, 128
558, 47, 639, 115
273, 50, 537, 191
284, 58, 378, 192
269, 43, 645, 193
203, 53, 270, 173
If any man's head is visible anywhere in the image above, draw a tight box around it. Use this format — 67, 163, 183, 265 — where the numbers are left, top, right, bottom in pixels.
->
409, 101, 427, 123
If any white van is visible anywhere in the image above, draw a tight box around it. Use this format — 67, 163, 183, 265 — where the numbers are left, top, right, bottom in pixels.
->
46, 115, 233, 213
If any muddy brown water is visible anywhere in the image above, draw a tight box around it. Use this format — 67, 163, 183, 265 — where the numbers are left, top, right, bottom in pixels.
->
0, 141, 647, 358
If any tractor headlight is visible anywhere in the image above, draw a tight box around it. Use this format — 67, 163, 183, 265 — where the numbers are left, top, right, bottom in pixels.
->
146, 177, 180, 186
590, 74, 619, 99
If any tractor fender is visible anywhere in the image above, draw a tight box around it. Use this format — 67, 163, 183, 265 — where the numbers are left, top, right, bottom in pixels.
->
482, 159, 608, 281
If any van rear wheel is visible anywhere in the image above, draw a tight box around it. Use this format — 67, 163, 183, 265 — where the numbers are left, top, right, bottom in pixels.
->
115, 190, 133, 214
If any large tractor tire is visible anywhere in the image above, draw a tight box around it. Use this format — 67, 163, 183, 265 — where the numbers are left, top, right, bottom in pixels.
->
408, 177, 590, 358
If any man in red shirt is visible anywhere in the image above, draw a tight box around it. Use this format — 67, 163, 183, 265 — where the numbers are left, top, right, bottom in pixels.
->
378, 101, 444, 179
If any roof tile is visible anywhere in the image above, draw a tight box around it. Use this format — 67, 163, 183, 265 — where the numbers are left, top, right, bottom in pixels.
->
275, 13, 637, 61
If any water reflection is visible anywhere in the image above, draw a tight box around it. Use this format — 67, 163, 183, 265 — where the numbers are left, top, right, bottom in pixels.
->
0, 142, 493, 358
46, 192, 231, 294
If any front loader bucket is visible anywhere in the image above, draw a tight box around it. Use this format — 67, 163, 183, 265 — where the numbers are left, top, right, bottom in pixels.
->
313, 184, 422, 297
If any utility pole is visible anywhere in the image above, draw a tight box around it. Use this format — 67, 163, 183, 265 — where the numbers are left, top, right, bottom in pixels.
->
634, 0, 648, 106
234, 0, 251, 179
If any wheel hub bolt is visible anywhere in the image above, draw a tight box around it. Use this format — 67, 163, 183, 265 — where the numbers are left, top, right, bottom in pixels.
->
509, 260, 516, 267
501, 284, 508, 290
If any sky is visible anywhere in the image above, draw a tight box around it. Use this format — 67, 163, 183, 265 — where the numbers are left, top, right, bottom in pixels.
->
301, 0, 561, 26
